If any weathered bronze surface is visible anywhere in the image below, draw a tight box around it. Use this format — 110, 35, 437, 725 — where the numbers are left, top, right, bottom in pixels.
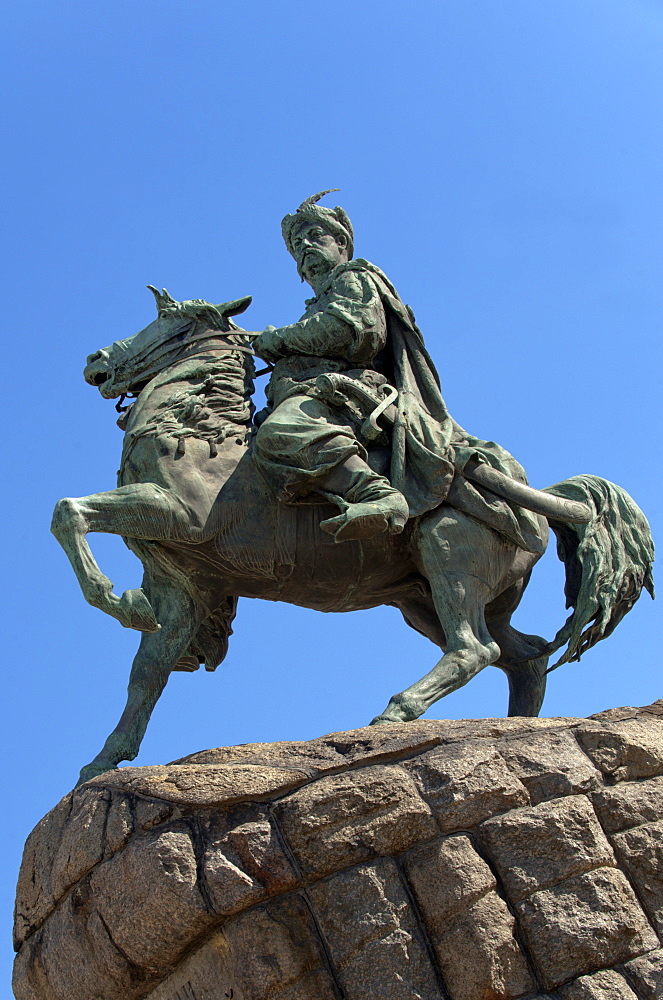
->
51, 193, 654, 785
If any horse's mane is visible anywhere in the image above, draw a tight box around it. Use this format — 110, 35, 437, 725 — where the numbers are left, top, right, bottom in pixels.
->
157, 298, 243, 331
117, 295, 257, 457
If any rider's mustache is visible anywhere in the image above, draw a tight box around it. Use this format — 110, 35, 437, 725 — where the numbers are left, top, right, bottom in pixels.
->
297, 248, 331, 281
300, 247, 327, 263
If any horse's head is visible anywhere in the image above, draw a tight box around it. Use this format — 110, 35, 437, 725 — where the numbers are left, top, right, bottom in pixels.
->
84, 287, 253, 399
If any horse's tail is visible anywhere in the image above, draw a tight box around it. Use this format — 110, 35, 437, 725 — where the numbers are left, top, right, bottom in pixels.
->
539, 475, 654, 670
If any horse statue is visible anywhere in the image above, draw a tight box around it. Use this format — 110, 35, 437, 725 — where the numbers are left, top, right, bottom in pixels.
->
51, 288, 654, 784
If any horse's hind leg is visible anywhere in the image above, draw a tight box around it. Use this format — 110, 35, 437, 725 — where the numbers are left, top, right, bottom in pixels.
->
484, 576, 549, 716
498, 644, 548, 717
78, 578, 200, 784
51, 483, 198, 631
372, 574, 498, 722
490, 619, 549, 716
372, 513, 501, 723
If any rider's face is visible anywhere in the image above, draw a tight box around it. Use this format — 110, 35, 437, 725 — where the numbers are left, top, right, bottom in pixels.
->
291, 222, 349, 287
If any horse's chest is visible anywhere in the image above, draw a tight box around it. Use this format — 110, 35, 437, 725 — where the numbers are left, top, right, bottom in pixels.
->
122, 374, 249, 464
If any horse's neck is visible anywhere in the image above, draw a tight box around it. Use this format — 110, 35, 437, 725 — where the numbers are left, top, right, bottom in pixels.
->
126, 319, 251, 389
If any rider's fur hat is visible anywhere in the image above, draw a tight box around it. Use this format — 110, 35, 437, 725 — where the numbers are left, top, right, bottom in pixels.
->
281, 190, 354, 259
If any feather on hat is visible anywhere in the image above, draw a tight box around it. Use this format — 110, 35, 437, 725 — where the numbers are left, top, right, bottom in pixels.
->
281, 190, 354, 259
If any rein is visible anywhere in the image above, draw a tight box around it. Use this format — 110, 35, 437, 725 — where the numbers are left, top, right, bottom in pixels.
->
113, 327, 272, 411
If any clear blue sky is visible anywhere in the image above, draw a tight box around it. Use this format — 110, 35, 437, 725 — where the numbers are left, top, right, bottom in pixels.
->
3, 0, 661, 988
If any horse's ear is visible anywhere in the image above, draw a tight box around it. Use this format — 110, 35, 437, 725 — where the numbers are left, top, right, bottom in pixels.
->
218, 296, 252, 318
147, 285, 178, 311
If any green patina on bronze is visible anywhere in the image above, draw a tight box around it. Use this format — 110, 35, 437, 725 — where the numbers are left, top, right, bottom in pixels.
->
50, 192, 654, 786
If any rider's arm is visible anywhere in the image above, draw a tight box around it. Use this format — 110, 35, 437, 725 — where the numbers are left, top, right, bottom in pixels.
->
255, 270, 387, 365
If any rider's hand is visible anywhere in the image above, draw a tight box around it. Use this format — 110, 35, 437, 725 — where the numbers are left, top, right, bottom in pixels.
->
253, 325, 285, 363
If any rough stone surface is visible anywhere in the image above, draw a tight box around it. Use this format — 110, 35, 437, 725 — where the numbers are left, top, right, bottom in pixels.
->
145, 931, 236, 999
621, 949, 663, 999
498, 729, 603, 803
13, 704, 663, 1000
576, 717, 663, 782
402, 833, 534, 998
431, 890, 535, 1000
175, 722, 445, 773
88, 824, 217, 969
515, 867, 659, 989
558, 968, 639, 998
591, 776, 663, 834
403, 739, 530, 831
222, 894, 338, 1000
13, 788, 108, 949
308, 858, 443, 999
611, 821, 663, 936
272, 763, 437, 877
403, 832, 497, 923
13, 894, 151, 1000
478, 794, 616, 901
202, 803, 299, 916
90, 761, 309, 806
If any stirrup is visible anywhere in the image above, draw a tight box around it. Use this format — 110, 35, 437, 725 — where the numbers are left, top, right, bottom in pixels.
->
320, 501, 408, 543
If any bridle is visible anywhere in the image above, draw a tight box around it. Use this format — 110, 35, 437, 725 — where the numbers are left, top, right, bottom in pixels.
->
111, 322, 272, 412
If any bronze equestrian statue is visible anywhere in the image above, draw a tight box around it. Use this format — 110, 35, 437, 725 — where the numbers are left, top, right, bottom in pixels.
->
51, 192, 654, 785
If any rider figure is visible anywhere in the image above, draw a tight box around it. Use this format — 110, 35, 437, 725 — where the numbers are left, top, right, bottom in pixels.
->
252, 190, 455, 542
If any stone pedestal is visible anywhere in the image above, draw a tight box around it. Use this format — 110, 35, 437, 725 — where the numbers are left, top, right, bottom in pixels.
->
13, 703, 663, 999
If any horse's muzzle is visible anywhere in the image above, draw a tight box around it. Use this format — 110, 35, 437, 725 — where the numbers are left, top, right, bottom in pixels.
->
84, 350, 111, 387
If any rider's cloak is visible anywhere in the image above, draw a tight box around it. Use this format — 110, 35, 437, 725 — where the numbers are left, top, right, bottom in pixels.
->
346, 260, 546, 554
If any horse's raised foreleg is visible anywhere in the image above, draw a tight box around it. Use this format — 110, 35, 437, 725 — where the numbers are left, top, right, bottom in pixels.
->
51, 483, 199, 631
78, 579, 200, 784
371, 512, 501, 723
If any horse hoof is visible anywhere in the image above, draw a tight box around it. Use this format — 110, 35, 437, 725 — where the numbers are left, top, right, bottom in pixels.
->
77, 762, 118, 786
117, 589, 161, 632
369, 714, 400, 725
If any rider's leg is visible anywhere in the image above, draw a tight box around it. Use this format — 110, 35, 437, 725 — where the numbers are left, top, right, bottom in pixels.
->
254, 394, 408, 542
316, 452, 409, 541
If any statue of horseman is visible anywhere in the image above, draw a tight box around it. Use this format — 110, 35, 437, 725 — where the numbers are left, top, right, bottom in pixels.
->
52, 188, 653, 782
253, 190, 543, 554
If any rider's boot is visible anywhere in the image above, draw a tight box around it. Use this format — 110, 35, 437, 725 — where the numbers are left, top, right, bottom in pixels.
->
318, 455, 409, 543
